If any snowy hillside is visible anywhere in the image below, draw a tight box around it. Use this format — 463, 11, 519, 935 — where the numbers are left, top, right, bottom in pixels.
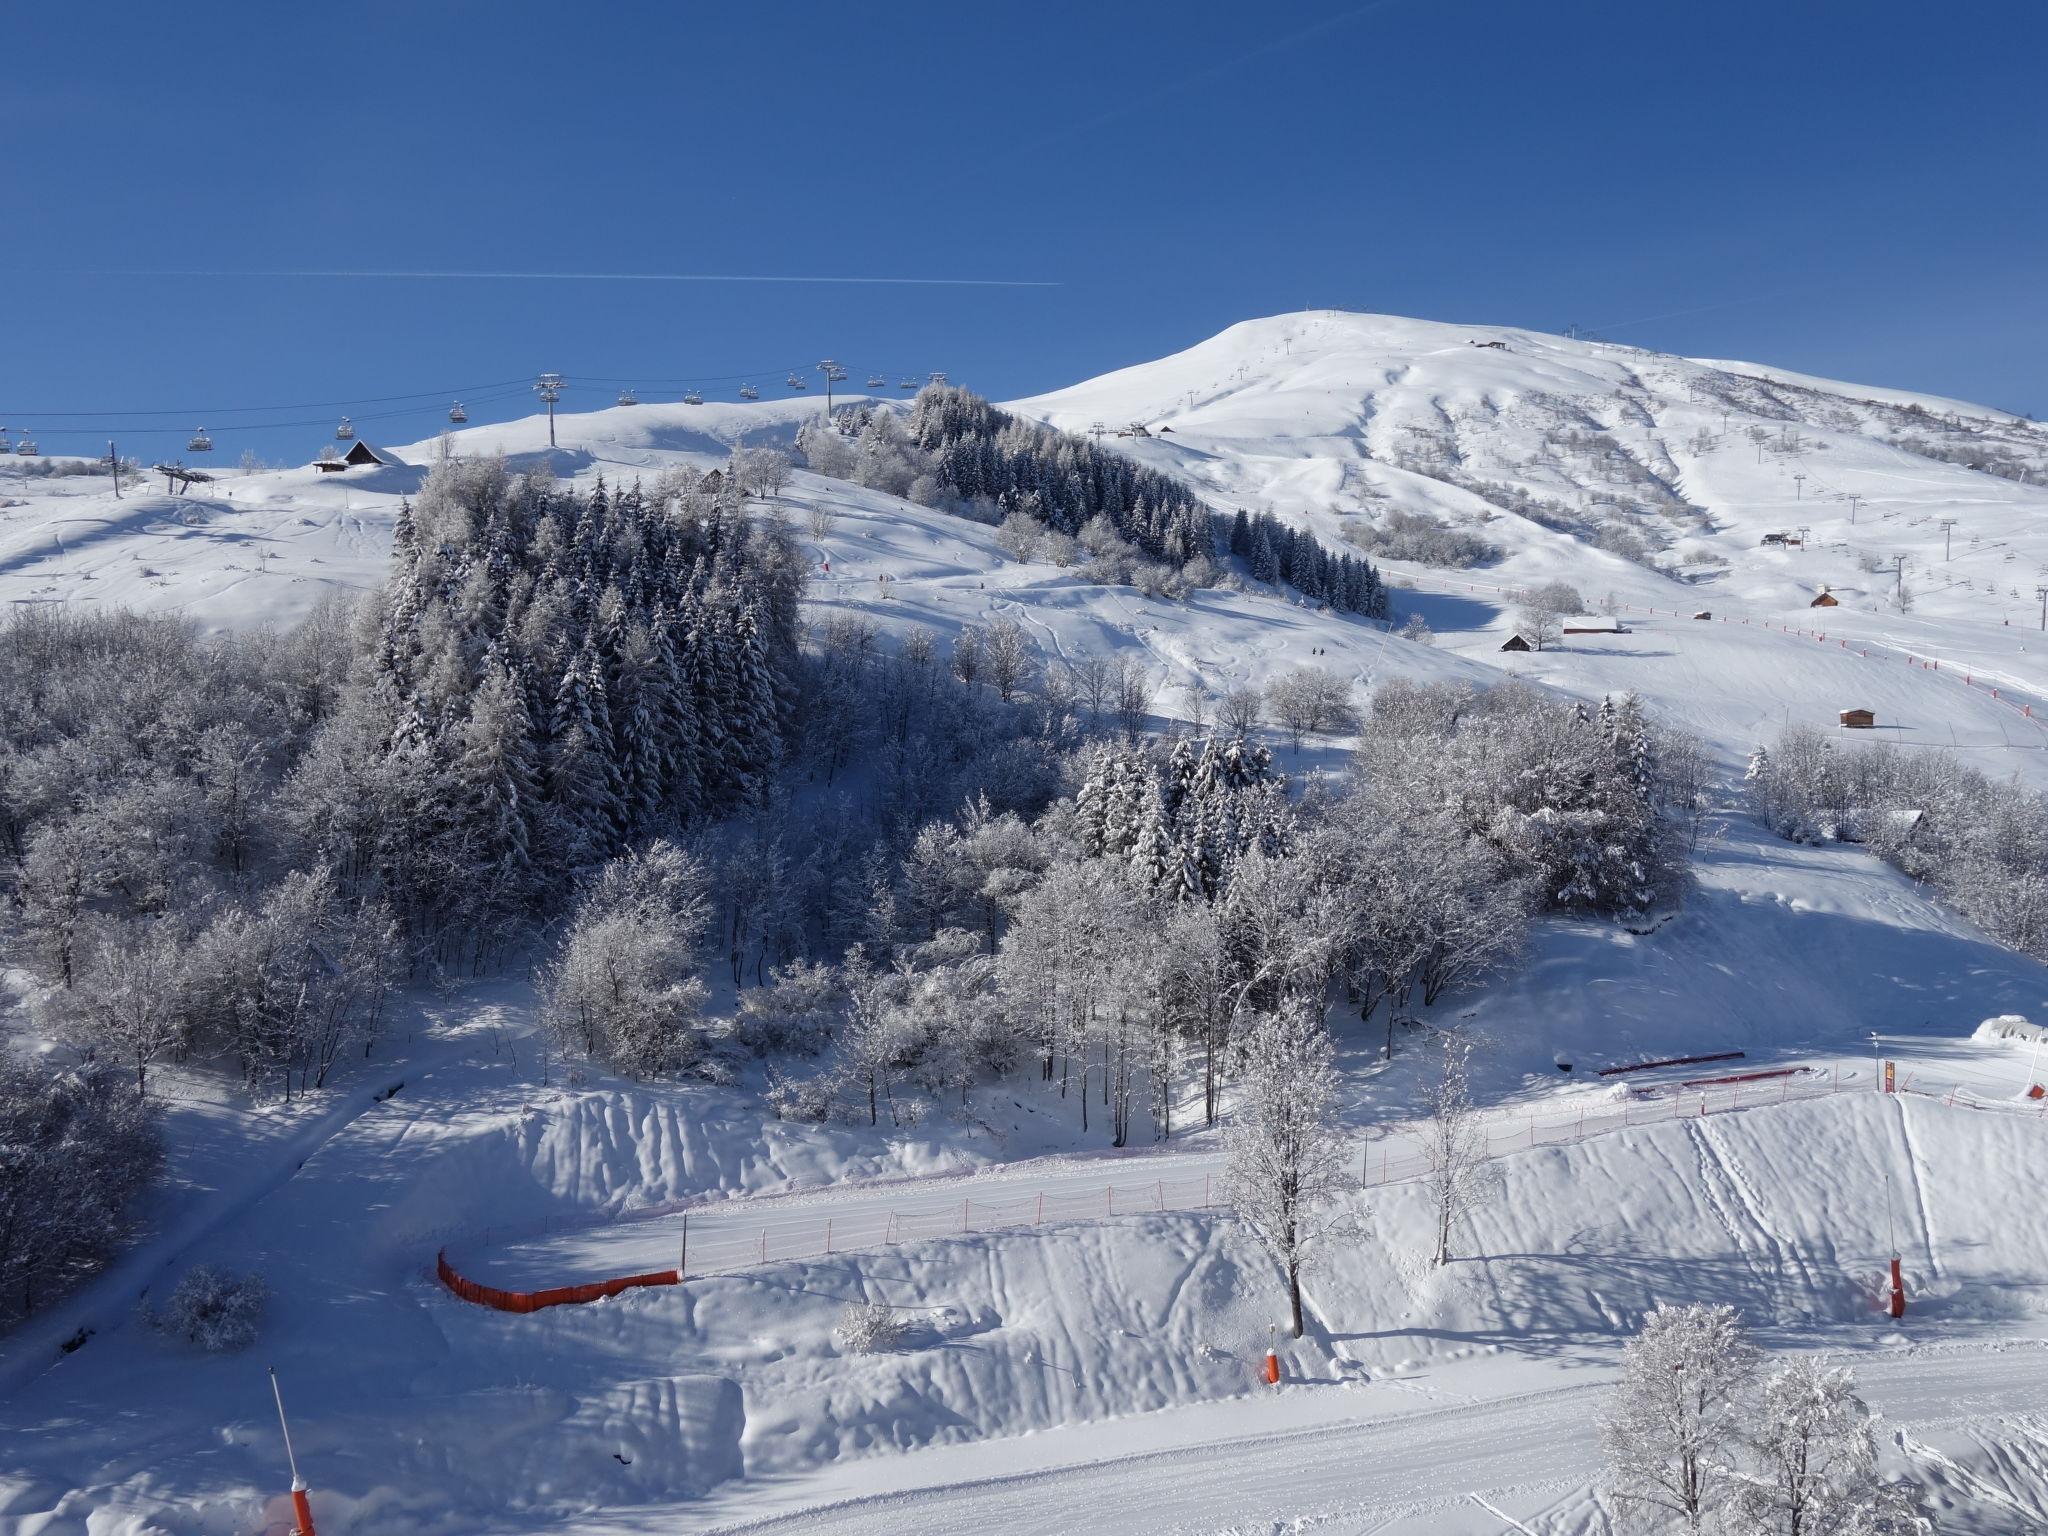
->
1019, 313, 2048, 760
8, 314, 2048, 1535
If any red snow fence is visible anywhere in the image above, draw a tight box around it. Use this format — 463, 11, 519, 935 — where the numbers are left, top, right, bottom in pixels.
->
437, 1248, 679, 1314
1597, 1050, 1745, 1077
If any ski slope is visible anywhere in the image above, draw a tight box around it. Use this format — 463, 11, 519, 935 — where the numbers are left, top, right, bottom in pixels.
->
8, 314, 2048, 1532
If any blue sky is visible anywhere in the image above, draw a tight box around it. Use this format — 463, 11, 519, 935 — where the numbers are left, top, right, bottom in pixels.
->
3, 0, 2042, 462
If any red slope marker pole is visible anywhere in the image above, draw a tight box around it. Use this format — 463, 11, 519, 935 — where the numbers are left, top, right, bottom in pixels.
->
268, 1367, 317, 1536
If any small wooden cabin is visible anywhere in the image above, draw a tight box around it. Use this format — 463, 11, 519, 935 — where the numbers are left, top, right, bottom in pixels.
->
1561, 615, 1625, 635
1500, 633, 1533, 652
1839, 708, 1876, 729
314, 440, 400, 472
1692, 610, 1712, 620
1811, 588, 1840, 608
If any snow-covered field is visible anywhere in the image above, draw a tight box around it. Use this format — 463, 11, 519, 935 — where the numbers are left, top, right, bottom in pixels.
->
7, 313, 2048, 1533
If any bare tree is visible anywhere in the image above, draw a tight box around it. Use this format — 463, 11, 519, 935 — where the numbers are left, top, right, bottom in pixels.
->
806, 504, 834, 541
1217, 683, 1264, 738
1512, 579, 1581, 651
1602, 1303, 1760, 1533
732, 446, 794, 502
1069, 654, 1113, 724
1111, 656, 1153, 742
1421, 1034, 1498, 1265
67, 923, 186, 1096
1221, 1006, 1351, 1339
982, 619, 1034, 703
1265, 668, 1355, 752
951, 627, 984, 691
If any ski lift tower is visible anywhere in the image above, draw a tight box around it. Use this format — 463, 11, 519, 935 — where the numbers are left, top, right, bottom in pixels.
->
817, 359, 848, 416
534, 372, 563, 448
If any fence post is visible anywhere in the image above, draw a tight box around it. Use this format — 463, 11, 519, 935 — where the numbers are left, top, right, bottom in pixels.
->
962, 1197, 970, 1234
1156, 1178, 1165, 1211
1036, 1191, 1045, 1224
826, 1217, 833, 1255
1107, 1185, 1115, 1217
759, 1229, 766, 1265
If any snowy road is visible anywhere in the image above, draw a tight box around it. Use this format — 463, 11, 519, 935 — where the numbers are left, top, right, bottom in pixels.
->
609, 1343, 2048, 1536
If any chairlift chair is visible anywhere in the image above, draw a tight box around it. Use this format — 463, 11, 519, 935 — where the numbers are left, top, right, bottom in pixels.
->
683, 390, 703, 406
14, 436, 37, 456
738, 384, 759, 401
898, 377, 916, 390
188, 427, 213, 453
448, 401, 468, 424
866, 375, 886, 389
617, 388, 638, 406
786, 374, 807, 390
335, 417, 355, 441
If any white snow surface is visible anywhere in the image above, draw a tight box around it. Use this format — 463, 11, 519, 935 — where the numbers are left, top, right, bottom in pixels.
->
8, 313, 2048, 1531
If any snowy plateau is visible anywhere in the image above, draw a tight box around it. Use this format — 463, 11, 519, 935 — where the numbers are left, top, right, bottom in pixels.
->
6, 310, 2048, 1535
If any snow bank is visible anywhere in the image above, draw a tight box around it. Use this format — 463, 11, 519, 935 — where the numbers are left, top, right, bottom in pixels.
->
1973, 1014, 2047, 1046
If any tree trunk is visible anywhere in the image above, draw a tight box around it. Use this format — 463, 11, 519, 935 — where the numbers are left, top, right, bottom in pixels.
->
1287, 1259, 1305, 1339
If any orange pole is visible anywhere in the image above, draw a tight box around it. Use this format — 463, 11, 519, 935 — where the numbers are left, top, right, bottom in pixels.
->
1264, 1349, 1280, 1385
1889, 1258, 1906, 1319
291, 1483, 317, 1536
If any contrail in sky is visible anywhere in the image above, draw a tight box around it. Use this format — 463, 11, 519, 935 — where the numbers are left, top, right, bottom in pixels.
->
87, 268, 1061, 289
1584, 289, 1803, 335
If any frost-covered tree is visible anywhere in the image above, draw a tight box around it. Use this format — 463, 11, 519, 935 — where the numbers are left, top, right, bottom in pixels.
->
1265, 668, 1355, 752
1221, 1006, 1350, 1339
65, 921, 187, 1096
982, 618, 1034, 703
147, 1264, 267, 1352
1602, 1303, 1760, 1533
539, 840, 714, 1078
1420, 1034, 1499, 1265
1735, 1356, 1926, 1535
0, 1059, 161, 1324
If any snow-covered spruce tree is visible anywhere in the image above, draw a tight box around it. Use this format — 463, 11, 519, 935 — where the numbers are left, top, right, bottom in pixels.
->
1221, 1005, 1350, 1339
539, 840, 714, 1079
1735, 1355, 1927, 1535
1601, 1303, 1760, 1533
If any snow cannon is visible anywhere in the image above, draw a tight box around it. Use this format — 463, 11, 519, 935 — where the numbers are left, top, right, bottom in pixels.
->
1264, 1349, 1280, 1385
1888, 1259, 1906, 1320
268, 1368, 318, 1536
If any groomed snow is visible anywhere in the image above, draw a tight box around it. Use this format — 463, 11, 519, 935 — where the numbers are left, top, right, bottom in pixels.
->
8, 313, 2048, 1532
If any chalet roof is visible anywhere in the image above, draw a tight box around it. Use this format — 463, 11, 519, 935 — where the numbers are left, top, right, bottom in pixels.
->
1561, 614, 1623, 631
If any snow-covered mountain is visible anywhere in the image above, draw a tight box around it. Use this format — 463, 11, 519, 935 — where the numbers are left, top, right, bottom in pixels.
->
9, 309, 2048, 791
9, 314, 2048, 1535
